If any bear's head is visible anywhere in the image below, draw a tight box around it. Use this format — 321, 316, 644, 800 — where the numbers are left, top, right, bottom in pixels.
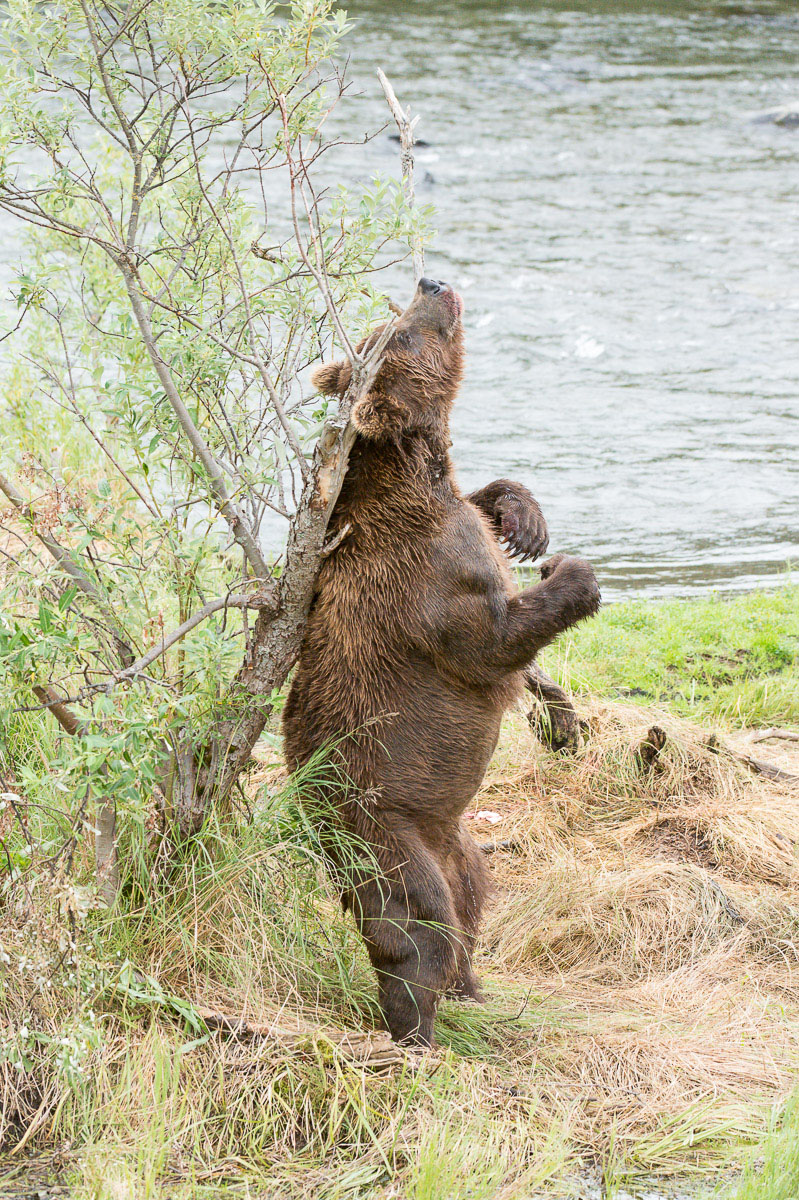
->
311, 277, 465, 442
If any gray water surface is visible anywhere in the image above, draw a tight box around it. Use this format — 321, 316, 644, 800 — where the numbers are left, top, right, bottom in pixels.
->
326, 0, 799, 598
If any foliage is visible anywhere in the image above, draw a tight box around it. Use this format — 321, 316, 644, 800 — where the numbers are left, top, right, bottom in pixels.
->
0, 0, 430, 887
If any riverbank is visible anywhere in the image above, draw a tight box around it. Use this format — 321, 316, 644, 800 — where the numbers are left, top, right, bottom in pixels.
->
2, 586, 798, 1199
541, 577, 799, 728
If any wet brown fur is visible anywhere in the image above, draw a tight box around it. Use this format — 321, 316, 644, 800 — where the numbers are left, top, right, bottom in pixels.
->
283, 281, 600, 1045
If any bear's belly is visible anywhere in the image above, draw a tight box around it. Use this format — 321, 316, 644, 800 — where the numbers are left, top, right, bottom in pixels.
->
284, 645, 519, 836
374, 663, 514, 814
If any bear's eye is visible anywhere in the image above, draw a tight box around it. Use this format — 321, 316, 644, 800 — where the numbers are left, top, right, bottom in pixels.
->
392, 329, 423, 357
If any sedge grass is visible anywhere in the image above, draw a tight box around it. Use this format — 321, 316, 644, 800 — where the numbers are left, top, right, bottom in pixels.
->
538, 577, 799, 728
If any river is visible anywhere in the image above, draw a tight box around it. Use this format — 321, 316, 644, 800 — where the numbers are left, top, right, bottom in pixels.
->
1, 0, 797, 601
324, 0, 799, 599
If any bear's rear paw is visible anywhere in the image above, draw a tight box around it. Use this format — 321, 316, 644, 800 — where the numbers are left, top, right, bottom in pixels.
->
446, 970, 485, 1004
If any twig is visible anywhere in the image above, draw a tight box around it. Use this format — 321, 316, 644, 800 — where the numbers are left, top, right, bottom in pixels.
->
105, 589, 278, 687
480, 838, 522, 855
377, 68, 424, 283
321, 522, 351, 558
749, 728, 799, 744
707, 880, 747, 925
705, 733, 799, 785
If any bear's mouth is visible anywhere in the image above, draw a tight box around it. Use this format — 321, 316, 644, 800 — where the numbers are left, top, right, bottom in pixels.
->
441, 289, 464, 321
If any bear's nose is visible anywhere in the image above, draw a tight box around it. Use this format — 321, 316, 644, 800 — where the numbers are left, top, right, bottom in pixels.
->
419, 277, 448, 296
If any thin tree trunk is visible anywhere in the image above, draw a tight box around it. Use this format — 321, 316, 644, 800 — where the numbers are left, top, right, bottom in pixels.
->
95, 799, 119, 906
33, 684, 120, 904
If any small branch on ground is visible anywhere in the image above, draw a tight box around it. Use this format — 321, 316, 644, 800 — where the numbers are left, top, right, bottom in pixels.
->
749, 728, 799, 744
705, 734, 799, 785
480, 839, 523, 855
735, 753, 799, 786
193, 1005, 407, 1069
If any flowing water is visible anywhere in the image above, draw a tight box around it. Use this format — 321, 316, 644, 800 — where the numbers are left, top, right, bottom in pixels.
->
324, 0, 799, 598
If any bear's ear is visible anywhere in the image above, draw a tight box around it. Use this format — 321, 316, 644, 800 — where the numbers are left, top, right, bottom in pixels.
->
311, 359, 352, 396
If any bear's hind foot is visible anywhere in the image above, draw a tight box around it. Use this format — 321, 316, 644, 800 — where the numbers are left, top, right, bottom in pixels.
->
446, 968, 485, 1004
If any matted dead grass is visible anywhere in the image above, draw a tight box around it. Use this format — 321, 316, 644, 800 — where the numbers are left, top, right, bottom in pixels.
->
471, 699, 799, 1170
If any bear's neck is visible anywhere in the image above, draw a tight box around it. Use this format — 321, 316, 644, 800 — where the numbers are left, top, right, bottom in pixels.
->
333, 429, 458, 540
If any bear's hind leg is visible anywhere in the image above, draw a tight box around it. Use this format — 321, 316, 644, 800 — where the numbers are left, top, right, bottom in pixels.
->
351, 840, 458, 1047
524, 661, 584, 752
446, 829, 491, 1003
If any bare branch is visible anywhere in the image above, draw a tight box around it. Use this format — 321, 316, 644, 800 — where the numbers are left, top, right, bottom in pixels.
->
31, 684, 87, 737
122, 272, 274, 581
377, 69, 425, 283
105, 589, 277, 688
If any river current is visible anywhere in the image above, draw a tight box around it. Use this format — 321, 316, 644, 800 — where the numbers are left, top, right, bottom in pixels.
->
326, 0, 799, 598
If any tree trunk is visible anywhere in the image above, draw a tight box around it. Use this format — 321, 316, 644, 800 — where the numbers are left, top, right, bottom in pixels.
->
192, 416, 361, 813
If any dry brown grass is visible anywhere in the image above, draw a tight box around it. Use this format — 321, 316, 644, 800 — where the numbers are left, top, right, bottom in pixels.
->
473, 700, 799, 1172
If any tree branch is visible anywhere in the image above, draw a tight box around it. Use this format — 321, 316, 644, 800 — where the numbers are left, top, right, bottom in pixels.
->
32, 683, 119, 905
377, 69, 425, 283
0, 468, 136, 669
122, 271, 274, 581
105, 589, 277, 688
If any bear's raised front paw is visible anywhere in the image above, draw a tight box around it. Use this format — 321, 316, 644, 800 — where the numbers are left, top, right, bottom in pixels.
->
467, 479, 549, 562
541, 555, 601, 623
539, 552, 565, 581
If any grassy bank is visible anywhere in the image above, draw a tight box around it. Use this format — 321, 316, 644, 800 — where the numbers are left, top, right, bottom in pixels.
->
540, 578, 799, 728
2, 585, 798, 1199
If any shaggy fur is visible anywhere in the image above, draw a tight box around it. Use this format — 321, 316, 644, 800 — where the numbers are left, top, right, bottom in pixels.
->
283, 279, 600, 1046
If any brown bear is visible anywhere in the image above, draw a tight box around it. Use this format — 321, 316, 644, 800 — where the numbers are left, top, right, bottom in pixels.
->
283, 277, 600, 1046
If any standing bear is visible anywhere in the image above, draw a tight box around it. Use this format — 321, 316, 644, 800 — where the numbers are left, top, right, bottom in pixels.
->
283, 277, 600, 1046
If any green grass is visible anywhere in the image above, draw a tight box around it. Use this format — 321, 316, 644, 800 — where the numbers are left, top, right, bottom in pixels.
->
539, 580, 799, 728
3, 583, 799, 1198
716, 1093, 799, 1200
